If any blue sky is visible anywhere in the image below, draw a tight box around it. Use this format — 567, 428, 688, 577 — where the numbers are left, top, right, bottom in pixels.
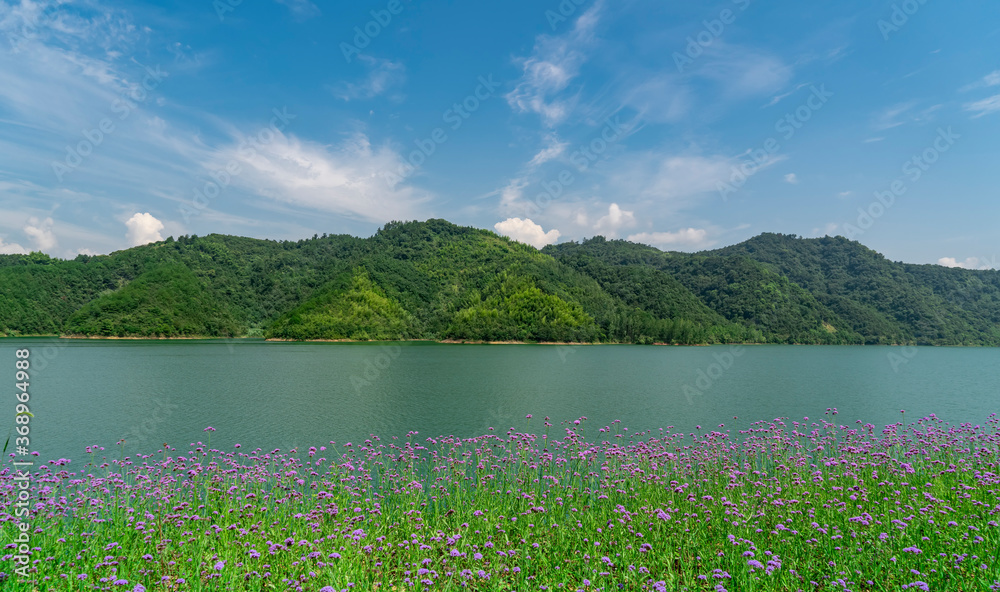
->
0, 0, 998, 269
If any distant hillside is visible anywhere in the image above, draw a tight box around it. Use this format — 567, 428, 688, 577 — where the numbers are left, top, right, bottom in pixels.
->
1, 221, 998, 345
710, 233, 1000, 345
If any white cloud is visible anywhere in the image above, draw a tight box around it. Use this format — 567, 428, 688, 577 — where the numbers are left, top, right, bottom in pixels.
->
23, 216, 57, 250
215, 131, 430, 223
698, 47, 792, 98
960, 70, 1000, 92
784, 173, 798, 184
627, 228, 711, 250
498, 177, 530, 215
528, 134, 569, 168
125, 212, 164, 246
965, 95, 1000, 118
873, 102, 917, 130
506, 1, 603, 126
275, 0, 320, 20
938, 256, 997, 270
333, 57, 406, 101
0, 237, 28, 254
764, 82, 811, 108
593, 203, 635, 237
620, 74, 691, 124
494, 218, 560, 249
611, 153, 734, 203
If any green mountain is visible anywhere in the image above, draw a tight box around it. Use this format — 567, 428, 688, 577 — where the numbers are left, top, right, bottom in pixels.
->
1, 220, 998, 345
710, 233, 1000, 345
64, 263, 241, 338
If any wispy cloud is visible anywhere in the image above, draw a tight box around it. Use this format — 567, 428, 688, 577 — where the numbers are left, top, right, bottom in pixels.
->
506, 1, 604, 126
274, 0, 320, 21
965, 95, 1000, 118
333, 56, 406, 102
211, 131, 431, 223
607, 72, 689, 124
527, 133, 569, 168
697, 45, 792, 99
764, 82, 811, 108
959, 70, 1000, 92
609, 152, 734, 205
872, 101, 917, 130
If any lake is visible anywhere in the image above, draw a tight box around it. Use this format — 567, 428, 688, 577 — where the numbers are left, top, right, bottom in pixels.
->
5, 338, 999, 461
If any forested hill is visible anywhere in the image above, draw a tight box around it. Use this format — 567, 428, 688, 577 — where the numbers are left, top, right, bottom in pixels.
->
1, 221, 998, 345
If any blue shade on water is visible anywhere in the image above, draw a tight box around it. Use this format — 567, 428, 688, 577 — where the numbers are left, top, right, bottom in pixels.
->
5, 338, 999, 461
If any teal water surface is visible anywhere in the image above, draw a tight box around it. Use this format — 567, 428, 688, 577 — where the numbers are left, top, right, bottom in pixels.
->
3, 338, 998, 461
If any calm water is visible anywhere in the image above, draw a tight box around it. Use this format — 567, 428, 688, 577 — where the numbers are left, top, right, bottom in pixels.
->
3, 338, 999, 461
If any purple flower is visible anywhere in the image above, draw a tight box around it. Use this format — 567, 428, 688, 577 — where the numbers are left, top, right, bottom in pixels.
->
214, 561, 225, 570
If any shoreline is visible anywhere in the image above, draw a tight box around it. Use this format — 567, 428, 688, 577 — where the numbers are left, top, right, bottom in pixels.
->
0, 334, 948, 347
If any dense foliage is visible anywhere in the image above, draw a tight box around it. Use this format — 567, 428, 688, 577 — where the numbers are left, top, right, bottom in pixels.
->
267, 268, 418, 341
64, 263, 240, 338
1, 221, 998, 344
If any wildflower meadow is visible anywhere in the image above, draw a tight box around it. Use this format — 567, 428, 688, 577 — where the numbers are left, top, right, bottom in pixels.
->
2, 412, 1000, 591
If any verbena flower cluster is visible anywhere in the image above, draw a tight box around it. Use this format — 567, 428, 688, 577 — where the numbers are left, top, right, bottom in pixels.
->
2, 413, 1000, 591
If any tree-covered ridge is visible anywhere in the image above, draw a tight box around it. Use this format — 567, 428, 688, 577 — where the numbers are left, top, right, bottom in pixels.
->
267, 267, 417, 341
1, 220, 999, 345
544, 238, 860, 344
63, 263, 240, 338
712, 233, 1000, 345
444, 271, 598, 343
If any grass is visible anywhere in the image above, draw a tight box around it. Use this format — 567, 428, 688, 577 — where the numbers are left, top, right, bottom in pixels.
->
2, 412, 1000, 591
